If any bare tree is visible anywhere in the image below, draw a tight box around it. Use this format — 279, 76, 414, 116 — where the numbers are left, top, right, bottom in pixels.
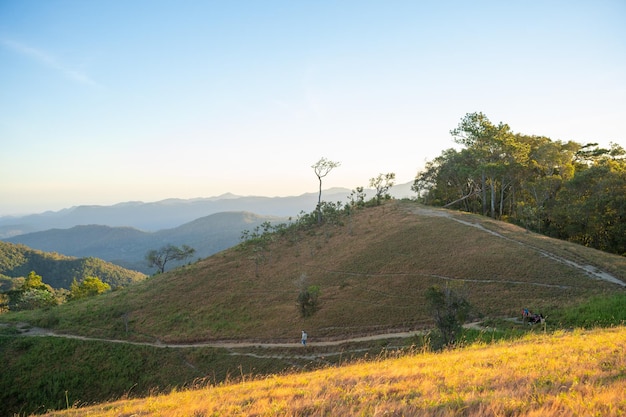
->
311, 157, 341, 224
145, 244, 195, 274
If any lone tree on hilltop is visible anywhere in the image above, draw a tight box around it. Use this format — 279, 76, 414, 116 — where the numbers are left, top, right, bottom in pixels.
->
146, 244, 195, 274
312, 157, 341, 224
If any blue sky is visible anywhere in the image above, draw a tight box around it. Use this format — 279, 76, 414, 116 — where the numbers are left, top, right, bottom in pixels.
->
1, 1, 625, 215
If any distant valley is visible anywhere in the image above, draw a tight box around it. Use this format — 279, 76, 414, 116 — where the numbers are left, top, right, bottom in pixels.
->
4, 211, 289, 274
0, 184, 414, 274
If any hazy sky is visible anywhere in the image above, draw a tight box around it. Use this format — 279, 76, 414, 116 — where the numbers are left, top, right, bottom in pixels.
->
1, 1, 625, 216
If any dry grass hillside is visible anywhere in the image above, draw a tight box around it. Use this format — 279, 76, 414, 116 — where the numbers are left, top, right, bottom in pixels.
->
19, 200, 625, 344
41, 326, 626, 417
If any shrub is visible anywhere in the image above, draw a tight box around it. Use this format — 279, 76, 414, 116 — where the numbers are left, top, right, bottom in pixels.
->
297, 285, 320, 317
425, 285, 471, 348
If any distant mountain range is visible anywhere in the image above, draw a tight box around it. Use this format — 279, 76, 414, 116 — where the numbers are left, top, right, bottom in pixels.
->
4, 212, 289, 274
0, 183, 415, 274
0, 183, 414, 238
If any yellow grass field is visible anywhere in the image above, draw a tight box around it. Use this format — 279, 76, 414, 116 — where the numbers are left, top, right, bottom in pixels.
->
42, 326, 626, 417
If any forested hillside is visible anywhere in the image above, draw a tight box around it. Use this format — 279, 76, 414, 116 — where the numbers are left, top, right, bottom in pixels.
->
0, 241, 146, 290
415, 112, 626, 256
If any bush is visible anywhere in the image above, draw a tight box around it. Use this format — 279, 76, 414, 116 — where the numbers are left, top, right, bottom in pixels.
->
70, 276, 111, 300
9, 288, 57, 311
425, 285, 471, 349
297, 285, 320, 317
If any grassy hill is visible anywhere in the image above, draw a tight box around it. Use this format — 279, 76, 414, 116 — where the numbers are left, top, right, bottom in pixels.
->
12, 200, 624, 342
0, 241, 146, 289
1, 200, 625, 415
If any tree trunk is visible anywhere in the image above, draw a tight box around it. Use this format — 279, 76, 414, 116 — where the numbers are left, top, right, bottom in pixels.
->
317, 176, 322, 224
499, 177, 506, 218
443, 188, 480, 208
481, 170, 487, 216
490, 179, 496, 218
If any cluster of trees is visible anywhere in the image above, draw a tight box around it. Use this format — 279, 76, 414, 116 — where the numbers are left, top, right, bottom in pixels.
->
0, 271, 111, 312
413, 112, 626, 256
312, 157, 396, 211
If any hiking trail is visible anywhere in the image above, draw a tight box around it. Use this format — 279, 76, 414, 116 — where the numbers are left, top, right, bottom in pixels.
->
409, 206, 626, 287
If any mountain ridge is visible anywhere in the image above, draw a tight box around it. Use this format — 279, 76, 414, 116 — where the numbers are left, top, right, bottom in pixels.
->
0, 183, 415, 237
4, 211, 289, 275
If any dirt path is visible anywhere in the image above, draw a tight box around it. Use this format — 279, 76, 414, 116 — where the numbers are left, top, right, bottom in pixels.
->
0, 320, 497, 361
0, 322, 431, 363
6, 323, 420, 349
2, 321, 486, 356
410, 206, 626, 287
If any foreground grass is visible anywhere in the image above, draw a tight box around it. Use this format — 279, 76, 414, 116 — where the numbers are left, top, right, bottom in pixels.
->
41, 327, 626, 417
0, 332, 299, 417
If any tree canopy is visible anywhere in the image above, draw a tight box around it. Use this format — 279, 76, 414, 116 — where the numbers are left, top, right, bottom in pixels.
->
415, 112, 626, 256
70, 276, 111, 300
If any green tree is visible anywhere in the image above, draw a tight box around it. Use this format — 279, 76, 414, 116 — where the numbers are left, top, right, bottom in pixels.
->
516, 136, 578, 231
70, 276, 111, 300
347, 186, 367, 208
11, 288, 57, 311
312, 157, 341, 224
8, 271, 57, 311
297, 285, 320, 317
450, 112, 530, 218
548, 159, 626, 255
23, 270, 48, 290
425, 285, 471, 348
369, 173, 396, 205
413, 148, 481, 210
145, 244, 196, 274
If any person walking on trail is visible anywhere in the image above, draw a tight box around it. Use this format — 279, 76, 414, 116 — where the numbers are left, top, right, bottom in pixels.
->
301, 330, 308, 346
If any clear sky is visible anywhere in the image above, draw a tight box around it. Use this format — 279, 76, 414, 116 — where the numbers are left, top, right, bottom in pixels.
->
1, 1, 625, 216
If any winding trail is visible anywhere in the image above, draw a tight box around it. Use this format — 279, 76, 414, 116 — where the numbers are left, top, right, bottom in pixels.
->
0, 319, 527, 361
7, 323, 420, 350
409, 206, 626, 287
1, 322, 435, 361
